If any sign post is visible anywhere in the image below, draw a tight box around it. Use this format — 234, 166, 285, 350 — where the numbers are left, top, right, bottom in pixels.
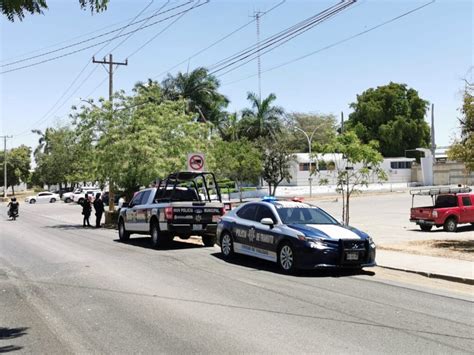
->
187, 153, 205, 172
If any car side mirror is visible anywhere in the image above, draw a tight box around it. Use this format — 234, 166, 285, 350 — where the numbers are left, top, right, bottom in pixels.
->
122, 202, 129, 208
260, 218, 274, 227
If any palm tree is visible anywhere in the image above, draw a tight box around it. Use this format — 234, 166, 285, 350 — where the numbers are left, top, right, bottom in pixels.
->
240, 92, 284, 140
161, 67, 228, 124
32, 128, 53, 159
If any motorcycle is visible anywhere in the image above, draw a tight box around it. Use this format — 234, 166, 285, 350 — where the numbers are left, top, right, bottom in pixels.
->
8, 208, 19, 221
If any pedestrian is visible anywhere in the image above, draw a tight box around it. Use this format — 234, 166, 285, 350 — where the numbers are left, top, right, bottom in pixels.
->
118, 195, 126, 209
81, 193, 92, 227
93, 192, 104, 228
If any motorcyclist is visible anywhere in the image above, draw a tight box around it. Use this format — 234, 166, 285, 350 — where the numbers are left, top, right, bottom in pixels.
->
7, 197, 19, 218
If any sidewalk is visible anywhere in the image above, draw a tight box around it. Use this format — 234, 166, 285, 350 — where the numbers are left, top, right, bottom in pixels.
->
376, 250, 474, 285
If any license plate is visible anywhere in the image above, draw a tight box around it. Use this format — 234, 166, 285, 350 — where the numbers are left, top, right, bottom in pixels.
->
346, 252, 359, 261
193, 224, 203, 231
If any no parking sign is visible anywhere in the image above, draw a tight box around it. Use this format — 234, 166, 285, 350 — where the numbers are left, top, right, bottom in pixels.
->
187, 153, 205, 172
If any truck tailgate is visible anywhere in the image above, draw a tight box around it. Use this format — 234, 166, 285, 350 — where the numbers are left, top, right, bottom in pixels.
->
171, 203, 223, 224
410, 207, 433, 219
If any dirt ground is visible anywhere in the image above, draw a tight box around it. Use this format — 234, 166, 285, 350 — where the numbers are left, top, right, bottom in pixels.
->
379, 239, 474, 261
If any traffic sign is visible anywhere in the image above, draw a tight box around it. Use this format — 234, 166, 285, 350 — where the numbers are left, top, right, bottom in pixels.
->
187, 153, 205, 172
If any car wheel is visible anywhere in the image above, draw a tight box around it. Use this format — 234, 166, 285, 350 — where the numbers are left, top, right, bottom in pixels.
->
65, 198, 71, 203
278, 242, 296, 274
118, 219, 130, 242
29, 199, 36, 204
202, 235, 216, 247
420, 225, 432, 232
443, 217, 457, 232
220, 232, 234, 258
150, 221, 166, 248
50, 198, 56, 203
78, 198, 84, 204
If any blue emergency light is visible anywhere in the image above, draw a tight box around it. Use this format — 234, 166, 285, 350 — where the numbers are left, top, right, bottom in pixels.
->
262, 196, 277, 202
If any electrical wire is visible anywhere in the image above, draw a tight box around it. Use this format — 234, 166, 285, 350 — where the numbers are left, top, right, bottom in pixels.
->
11, 1, 162, 137
1, 2, 203, 75
152, 0, 286, 80
207, 0, 353, 73
222, 0, 436, 86
207, 0, 355, 76
1, 1, 194, 69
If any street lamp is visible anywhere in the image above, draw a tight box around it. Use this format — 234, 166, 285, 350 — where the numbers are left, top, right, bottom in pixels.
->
293, 126, 319, 197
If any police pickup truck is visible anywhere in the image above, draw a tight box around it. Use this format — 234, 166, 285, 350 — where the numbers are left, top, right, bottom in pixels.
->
118, 172, 225, 248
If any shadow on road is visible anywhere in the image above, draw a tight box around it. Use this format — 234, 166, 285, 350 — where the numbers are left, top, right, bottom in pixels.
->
0, 327, 28, 340
210, 253, 375, 278
45, 224, 100, 230
409, 224, 474, 233
114, 237, 205, 251
0, 327, 27, 353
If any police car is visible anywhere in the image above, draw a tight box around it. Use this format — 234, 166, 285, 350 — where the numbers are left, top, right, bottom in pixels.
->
216, 197, 376, 273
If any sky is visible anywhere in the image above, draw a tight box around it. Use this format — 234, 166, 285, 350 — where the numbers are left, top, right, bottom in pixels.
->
0, 0, 472, 155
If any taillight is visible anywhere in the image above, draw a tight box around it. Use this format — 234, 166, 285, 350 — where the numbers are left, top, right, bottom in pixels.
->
165, 207, 173, 220
432, 210, 438, 218
220, 207, 225, 215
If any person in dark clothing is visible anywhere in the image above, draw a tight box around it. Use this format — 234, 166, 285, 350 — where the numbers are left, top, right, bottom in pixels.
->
81, 193, 92, 227
93, 193, 104, 228
7, 197, 19, 218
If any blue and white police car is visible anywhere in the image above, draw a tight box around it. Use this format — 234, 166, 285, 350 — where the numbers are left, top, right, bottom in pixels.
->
216, 197, 376, 273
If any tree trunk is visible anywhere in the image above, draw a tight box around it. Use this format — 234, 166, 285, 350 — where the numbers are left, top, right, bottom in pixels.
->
341, 189, 345, 224
11, 185, 15, 195
238, 181, 243, 202
268, 183, 272, 196
345, 175, 350, 225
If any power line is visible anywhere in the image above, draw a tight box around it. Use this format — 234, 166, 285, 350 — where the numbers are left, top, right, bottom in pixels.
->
127, 0, 208, 59
0, 1, 195, 72
152, 0, 286, 80
11, 1, 160, 137
222, 0, 436, 86
208, 0, 355, 76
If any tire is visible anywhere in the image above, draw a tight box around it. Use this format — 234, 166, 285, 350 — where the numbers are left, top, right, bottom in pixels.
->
29, 199, 36, 204
443, 217, 458, 233
202, 235, 216, 247
150, 221, 166, 248
220, 232, 234, 259
50, 198, 56, 203
118, 219, 130, 241
278, 242, 297, 274
65, 197, 72, 203
420, 225, 433, 232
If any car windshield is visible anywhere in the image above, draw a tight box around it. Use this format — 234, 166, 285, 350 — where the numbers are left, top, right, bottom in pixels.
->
276, 207, 338, 225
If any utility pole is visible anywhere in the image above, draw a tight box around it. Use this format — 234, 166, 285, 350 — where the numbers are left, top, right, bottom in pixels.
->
1, 135, 13, 198
251, 11, 263, 102
92, 54, 128, 212
430, 103, 436, 157
340, 112, 344, 134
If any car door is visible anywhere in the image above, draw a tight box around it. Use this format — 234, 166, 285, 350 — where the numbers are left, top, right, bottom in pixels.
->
459, 195, 474, 223
38, 192, 50, 203
251, 205, 281, 262
232, 203, 259, 256
125, 192, 144, 231
135, 190, 152, 231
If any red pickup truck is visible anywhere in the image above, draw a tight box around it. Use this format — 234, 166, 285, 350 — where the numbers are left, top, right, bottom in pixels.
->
410, 186, 474, 232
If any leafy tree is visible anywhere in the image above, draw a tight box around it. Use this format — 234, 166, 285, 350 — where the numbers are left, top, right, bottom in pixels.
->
161, 67, 228, 125
346, 82, 430, 157
211, 139, 262, 201
240, 92, 284, 140
261, 132, 295, 196
32, 126, 77, 189
2, 0, 109, 21
0, 145, 31, 194
72, 87, 212, 198
448, 82, 474, 175
318, 131, 387, 225
284, 112, 337, 152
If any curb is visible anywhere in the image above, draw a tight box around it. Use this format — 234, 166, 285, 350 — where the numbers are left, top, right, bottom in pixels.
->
379, 265, 474, 285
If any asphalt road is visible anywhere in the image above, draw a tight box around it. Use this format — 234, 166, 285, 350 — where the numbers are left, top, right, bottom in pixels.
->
1, 202, 473, 354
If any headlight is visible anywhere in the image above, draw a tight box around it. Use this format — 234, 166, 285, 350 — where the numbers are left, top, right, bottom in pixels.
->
298, 235, 329, 249
367, 236, 376, 247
